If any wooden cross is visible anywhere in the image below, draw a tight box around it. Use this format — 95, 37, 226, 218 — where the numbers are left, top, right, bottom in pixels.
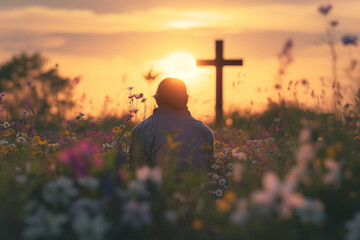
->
197, 40, 243, 124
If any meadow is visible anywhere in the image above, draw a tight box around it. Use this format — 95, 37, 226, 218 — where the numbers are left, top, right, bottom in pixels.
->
0, 4, 360, 240
1, 88, 360, 240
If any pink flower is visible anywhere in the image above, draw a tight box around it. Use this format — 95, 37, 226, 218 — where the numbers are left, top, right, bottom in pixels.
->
134, 93, 143, 99
59, 140, 103, 177
128, 95, 134, 99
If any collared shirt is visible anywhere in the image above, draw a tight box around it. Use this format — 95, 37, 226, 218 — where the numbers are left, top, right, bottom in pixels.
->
129, 106, 214, 169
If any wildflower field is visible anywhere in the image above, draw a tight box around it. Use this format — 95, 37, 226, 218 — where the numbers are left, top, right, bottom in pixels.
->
1, 89, 360, 240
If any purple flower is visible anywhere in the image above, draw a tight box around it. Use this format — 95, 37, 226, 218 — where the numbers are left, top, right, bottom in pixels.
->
342, 35, 358, 46
330, 20, 338, 27
27, 81, 31, 86
0, 92, 6, 97
318, 4, 332, 15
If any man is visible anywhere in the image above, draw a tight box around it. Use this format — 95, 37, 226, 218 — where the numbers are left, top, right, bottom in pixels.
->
129, 78, 214, 170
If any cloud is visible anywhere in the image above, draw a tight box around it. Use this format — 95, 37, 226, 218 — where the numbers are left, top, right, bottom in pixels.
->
1, 2, 360, 36
0, 0, 338, 14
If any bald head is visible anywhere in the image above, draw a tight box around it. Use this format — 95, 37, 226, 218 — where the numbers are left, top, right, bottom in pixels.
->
154, 78, 188, 111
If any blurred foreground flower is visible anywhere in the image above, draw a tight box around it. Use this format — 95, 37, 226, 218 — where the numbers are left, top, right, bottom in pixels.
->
342, 35, 358, 46
122, 201, 152, 229
60, 140, 103, 177
251, 172, 305, 218
23, 207, 68, 240
296, 198, 325, 225
318, 4, 332, 15
346, 212, 360, 240
42, 176, 78, 205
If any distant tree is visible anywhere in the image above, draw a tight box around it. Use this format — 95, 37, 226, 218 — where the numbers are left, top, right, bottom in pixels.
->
0, 52, 76, 122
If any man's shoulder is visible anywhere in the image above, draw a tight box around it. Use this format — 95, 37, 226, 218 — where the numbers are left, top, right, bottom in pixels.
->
132, 115, 155, 133
189, 118, 213, 135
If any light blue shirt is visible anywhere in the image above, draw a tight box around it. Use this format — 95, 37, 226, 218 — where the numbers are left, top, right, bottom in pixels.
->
129, 107, 214, 169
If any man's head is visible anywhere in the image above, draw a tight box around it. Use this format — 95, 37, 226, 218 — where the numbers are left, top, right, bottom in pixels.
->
154, 78, 188, 111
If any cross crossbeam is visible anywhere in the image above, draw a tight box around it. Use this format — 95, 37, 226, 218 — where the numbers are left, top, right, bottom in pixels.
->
197, 40, 243, 124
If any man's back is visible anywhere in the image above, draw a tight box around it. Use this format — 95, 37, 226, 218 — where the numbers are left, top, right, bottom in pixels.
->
130, 106, 214, 169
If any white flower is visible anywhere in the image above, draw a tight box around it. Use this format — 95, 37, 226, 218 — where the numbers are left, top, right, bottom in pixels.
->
71, 198, 99, 214
285, 165, 310, 185
251, 171, 306, 218
2, 121, 10, 129
230, 198, 248, 225
0, 139, 8, 145
72, 211, 110, 240
135, 166, 162, 185
122, 201, 152, 229
136, 166, 151, 181
346, 212, 360, 240
296, 143, 315, 165
215, 189, 223, 197
127, 179, 149, 197
323, 158, 342, 185
20, 110, 29, 116
42, 176, 78, 205
212, 174, 220, 181
77, 176, 99, 190
223, 147, 232, 155
299, 128, 312, 142
16, 136, 27, 144
296, 198, 325, 225
218, 178, 226, 186
23, 207, 68, 240
164, 210, 178, 224
232, 148, 247, 161
15, 166, 21, 173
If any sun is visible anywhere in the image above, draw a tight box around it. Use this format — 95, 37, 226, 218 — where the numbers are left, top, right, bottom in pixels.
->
160, 52, 198, 82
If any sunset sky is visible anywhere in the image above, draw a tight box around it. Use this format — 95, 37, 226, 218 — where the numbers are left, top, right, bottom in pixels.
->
0, 0, 359, 121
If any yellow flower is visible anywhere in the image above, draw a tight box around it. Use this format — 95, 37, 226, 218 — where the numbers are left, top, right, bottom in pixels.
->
61, 130, 70, 136
192, 219, 203, 230
223, 143, 230, 148
335, 142, 343, 151
38, 139, 48, 146
314, 158, 322, 167
71, 133, 76, 136
124, 131, 131, 138
4, 128, 14, 137
25, 124, 31, 128
214, 141, 221, 146
326, 146, 336, 157
112, 127, 121, 134
354, 136, 360, 140
31, 151, 44, 158
216, 199, 231, 212
200, 143, 212, 150
33, 136, 40, 142
224, 190, 236, 203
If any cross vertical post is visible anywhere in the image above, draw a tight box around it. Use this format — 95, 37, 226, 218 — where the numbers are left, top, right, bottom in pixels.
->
215, 40, 223, 124
197, 40, 243, 124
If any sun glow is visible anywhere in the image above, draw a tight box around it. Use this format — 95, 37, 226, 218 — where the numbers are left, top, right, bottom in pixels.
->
158, 52, 201, 85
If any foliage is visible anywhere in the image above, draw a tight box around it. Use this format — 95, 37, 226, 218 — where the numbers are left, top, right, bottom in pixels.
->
0, 53, 77, 124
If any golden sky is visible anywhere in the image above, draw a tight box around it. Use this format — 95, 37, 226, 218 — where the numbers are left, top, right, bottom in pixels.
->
0, 0, 359, 121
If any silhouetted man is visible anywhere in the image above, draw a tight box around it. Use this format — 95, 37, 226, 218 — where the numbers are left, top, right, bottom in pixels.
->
129, 78, 214, 170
